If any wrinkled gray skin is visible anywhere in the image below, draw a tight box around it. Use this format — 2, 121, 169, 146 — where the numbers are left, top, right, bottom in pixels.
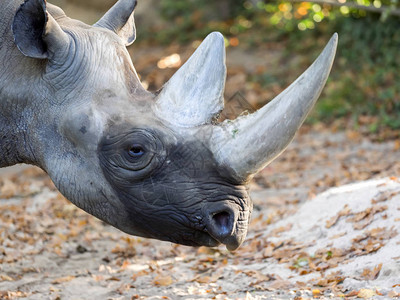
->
0, 0, 337, 251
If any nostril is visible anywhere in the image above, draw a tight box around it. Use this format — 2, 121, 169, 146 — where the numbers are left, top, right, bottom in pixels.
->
212, 211, 232, 236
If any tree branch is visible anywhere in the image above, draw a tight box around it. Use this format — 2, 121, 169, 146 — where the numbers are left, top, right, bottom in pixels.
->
285, 0, 400, 17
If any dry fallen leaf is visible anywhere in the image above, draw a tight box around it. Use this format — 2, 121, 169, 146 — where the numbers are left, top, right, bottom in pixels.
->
0, 179, 18, 199
357, 288, 376, 299
372, 189, 400, 203
361, 264, 382, 280
388, 290, 400, 298
245, 291, 256, 300
267, 279, 292, 290
326, 205, 351, 228
346, 290, 359, 297
195, 275, 211, 284
51, 275, 75, 284
107, 276, 121, 281
91, 275, 105, 282
0, 275, 14, 281
271, 224, 293, 236
312, 289, 321, 296
153, 275, 173, 286
131, 270, 148, 281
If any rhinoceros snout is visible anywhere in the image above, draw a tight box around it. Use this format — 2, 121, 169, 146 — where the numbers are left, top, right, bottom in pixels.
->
205, 204, 247, 251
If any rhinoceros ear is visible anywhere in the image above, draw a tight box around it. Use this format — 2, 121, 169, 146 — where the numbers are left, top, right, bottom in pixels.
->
94, 0, 137, 46
154, 32, 226, 128
12, 0, 70, 60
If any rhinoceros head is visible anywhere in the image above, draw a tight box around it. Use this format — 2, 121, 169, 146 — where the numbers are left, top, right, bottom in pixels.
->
11, 0, 337, 250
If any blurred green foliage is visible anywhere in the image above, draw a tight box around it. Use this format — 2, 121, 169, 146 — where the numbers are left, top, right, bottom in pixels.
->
301, 15, 400, 132
141, 0, 400, 133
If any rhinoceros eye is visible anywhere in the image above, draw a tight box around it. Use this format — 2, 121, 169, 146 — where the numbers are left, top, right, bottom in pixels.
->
99, 128, 165, 180
128, 145, 145, 157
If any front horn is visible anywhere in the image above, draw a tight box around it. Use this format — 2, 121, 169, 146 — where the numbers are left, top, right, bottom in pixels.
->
210, 33, 338, 182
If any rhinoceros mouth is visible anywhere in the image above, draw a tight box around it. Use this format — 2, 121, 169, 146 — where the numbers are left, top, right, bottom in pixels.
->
189, 227, 246, 251
191, 230, 221, 248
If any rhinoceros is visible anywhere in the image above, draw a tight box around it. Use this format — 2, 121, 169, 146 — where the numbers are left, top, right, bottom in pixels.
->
0, 0, 337, 250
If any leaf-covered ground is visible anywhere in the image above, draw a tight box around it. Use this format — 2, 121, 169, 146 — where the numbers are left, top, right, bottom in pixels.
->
1, 126, 399, 300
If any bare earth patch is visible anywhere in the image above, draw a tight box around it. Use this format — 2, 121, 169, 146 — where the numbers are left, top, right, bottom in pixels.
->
1, 127, 399, 299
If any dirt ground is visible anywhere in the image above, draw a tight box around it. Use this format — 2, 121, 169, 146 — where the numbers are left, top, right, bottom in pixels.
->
1, 126, 399, 300
1, 2, 400, 299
